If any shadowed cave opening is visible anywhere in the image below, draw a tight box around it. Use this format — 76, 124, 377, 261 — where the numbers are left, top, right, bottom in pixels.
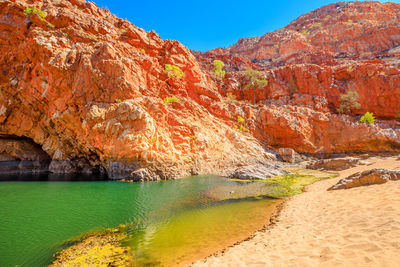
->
0, 135, 108, 181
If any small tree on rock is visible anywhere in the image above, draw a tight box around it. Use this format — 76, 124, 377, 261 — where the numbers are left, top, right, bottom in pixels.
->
337, 91, 360, 114
165, 64, 183, 79
244, 69, 268, 104
212, 60, 226, 80
360, 112, 375, 125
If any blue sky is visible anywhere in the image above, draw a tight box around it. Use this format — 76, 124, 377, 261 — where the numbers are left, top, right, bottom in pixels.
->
92, 0, 399, 52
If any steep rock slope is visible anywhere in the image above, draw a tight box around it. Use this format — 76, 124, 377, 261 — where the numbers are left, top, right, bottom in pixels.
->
199, 1, 400, 68
196, 1, 400, 119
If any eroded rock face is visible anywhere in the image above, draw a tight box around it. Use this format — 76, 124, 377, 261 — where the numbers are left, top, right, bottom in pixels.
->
195, 1, 400, 154
328, 168, 400, 190
0, 137, 50, 174
197, 2, 400, 69
0, 0, 281, 180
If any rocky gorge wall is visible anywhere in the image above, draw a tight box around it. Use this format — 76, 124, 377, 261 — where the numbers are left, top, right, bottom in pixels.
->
195, 1, 400, 154
0, 0, 284, 180
0, 0, 399, 180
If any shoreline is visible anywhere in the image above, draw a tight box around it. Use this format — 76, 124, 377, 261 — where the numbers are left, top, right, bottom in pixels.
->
191, 156, 400, 266
193, 200, 287, 261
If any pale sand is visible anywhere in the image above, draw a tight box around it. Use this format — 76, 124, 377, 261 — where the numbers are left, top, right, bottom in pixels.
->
191, 156, 400, 267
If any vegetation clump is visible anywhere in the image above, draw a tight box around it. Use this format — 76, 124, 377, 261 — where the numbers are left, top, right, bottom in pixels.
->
206, 168, 337, 201
263, 168, 337, 198
163, 96, 179, 105
239, 125, 248, 132
337, 91, 360, 114
24, 7, 47, 19
24, 6, 54, 27
165, 64, 184, 79
51, 226, 133, 267
115, 99, 122, 103
244, 68, 268, 104
396, 112, 400, 121
360, 112, 375, 125
232, 115, 248, 132
347, 65, 355, 72
212, 60, 226, 80
118, 28, 127, 35
301, 29, 310, 36
237, 115, 245, 124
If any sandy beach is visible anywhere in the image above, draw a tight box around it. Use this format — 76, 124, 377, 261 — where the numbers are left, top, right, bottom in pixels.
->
192, 156, 400, 267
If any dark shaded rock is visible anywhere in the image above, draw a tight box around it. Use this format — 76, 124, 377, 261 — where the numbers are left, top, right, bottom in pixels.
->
105, 161, 161, 181
0, 138, 50, 161
328, 169, 400, 190
0, 138, 51, 174
49, 160, 105, 175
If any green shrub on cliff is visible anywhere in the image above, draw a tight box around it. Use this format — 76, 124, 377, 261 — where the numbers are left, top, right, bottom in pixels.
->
233, 116, 247, 132
300, 29, 310, 36
239, 125, 248, 132
360, 112, 375, 125
212, 60, 226, 80
24, 7, 47, 20
337, 91, 360, 114
165, 64, 183, 79
237, 115, 245, 124
163, 96, 179, 105
396, 112, 400, 120
244, 69, 268, 104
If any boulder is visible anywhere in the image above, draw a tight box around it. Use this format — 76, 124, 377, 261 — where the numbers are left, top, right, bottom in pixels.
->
278, 148, 299, 163
328, 169, 400, 190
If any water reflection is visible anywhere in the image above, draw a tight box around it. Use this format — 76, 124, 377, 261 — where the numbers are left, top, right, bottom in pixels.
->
0, 172, 108, 182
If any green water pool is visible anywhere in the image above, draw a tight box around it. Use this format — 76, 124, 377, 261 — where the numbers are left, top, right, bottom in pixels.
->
0, 176, 279, 266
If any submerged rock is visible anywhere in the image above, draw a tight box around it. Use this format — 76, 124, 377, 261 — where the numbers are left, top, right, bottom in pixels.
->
328, 169, 400, 190
51, 226, 133, 267
228, 163, 288, 180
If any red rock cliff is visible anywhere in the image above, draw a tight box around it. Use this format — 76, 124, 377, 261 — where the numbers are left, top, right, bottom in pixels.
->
195, 1, 400, 153
0, 0, 283, 180
0, 0, 399, 180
